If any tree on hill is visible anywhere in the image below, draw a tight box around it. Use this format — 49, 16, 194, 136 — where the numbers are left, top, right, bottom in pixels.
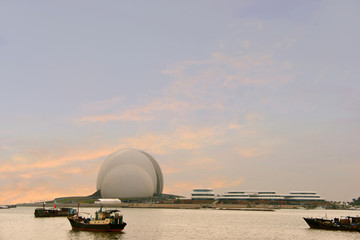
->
351, 197, 360, 206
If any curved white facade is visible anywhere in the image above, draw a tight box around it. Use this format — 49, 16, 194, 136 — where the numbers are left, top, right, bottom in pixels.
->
96, 149, 163, 199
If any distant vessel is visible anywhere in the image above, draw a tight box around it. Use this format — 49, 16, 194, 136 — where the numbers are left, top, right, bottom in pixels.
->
0, 204, 16, 209
67, 206, 127, 232
34, 206, 77, 217
303, 216, 360, 231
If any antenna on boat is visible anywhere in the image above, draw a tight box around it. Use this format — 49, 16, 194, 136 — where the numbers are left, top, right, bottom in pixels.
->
77, 203, 80, 217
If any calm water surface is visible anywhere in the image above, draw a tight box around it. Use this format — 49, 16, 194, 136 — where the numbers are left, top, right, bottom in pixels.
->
1, 207, 360, 240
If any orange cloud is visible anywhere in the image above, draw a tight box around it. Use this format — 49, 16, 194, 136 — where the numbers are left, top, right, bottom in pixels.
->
208, 177, 244, 189
163, 177, 244, 197
0, 184, 94, 205
237, 148, 269, 158
0, 158, 101, 205
228, 123, 244, 129
163, 181, 198, 196
79, 98, 196, 123
122, 126, 222, 155
163, 50, 293, 94
161, 166, 182, 175
79, 47, 293, 125
80, 96, 124, 113
0, 147, 112, 174
186, 157, 223, 171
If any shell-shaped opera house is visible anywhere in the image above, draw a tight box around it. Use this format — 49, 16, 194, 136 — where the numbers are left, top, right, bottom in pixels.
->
96, 149, 163, 199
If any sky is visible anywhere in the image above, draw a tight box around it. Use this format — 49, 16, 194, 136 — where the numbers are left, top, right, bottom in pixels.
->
0, 0, 359, 205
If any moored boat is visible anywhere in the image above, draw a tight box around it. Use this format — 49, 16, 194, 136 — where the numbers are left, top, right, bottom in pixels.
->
67, 206, 126, 232
34, 206, 77, 217
303, 216, 360, 231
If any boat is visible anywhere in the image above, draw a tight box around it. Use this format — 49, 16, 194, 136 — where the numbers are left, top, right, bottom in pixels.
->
67, 206, 127, 232
0, 204, 16, 209
303, 216, 360, 231
34, 206, 77, 217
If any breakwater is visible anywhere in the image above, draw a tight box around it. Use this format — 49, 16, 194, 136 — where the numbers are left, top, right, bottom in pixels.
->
16, 202, 304, 210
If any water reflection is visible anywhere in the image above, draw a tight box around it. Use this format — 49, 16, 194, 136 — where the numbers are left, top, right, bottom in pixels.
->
67, 230, 125, 240
3, 207, 360, 240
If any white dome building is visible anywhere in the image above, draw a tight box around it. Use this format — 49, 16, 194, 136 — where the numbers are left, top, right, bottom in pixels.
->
96, 149, 163, 199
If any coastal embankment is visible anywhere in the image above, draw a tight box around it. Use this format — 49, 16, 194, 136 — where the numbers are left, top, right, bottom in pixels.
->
16, 202, 305, 210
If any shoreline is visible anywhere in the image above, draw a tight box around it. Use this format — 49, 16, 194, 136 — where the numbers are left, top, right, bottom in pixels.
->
15, 202, 317, 211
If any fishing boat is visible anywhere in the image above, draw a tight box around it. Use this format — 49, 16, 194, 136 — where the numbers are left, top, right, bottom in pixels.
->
34, 206, 77, 217
303, 216, 360, 231
67, 206, 127, 232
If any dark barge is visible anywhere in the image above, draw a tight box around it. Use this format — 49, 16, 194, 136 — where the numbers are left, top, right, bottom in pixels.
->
34, 207, 77, 217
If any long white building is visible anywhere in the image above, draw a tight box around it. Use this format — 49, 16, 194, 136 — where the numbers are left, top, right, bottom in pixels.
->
216, 190, 325, 203
191, 188, 215, 200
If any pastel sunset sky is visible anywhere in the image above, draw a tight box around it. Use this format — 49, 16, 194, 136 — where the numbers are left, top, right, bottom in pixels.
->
1, 0, 359, 205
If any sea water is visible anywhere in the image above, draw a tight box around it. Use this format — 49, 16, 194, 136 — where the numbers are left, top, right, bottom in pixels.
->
1, 207, 360, 240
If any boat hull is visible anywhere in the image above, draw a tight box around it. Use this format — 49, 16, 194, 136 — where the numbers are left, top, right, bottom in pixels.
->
34, 208, 77, 218
68, 217, 126, 232
303, 217, 360, 232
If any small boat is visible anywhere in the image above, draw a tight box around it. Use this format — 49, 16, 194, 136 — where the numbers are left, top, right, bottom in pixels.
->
34, 206, 77, 217
67, 206, 127, 232
303, 216, 360, 231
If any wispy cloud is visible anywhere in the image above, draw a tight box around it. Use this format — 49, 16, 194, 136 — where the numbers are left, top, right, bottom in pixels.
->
0, 148, 112, 174
0, 118, 269, 204
122, 126, 222, 155
78, 45, 293, 125
163, 177, 244, 197
209, 177, 244, 189
237, 147, 269, 158
185, 157, 223, 171
80, 96, 124, 114
161, 166, 182, 175
0, 148, 107, 204
228, 123, 244, 129
79, 98, 197, 123
1, 184, 95, 205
